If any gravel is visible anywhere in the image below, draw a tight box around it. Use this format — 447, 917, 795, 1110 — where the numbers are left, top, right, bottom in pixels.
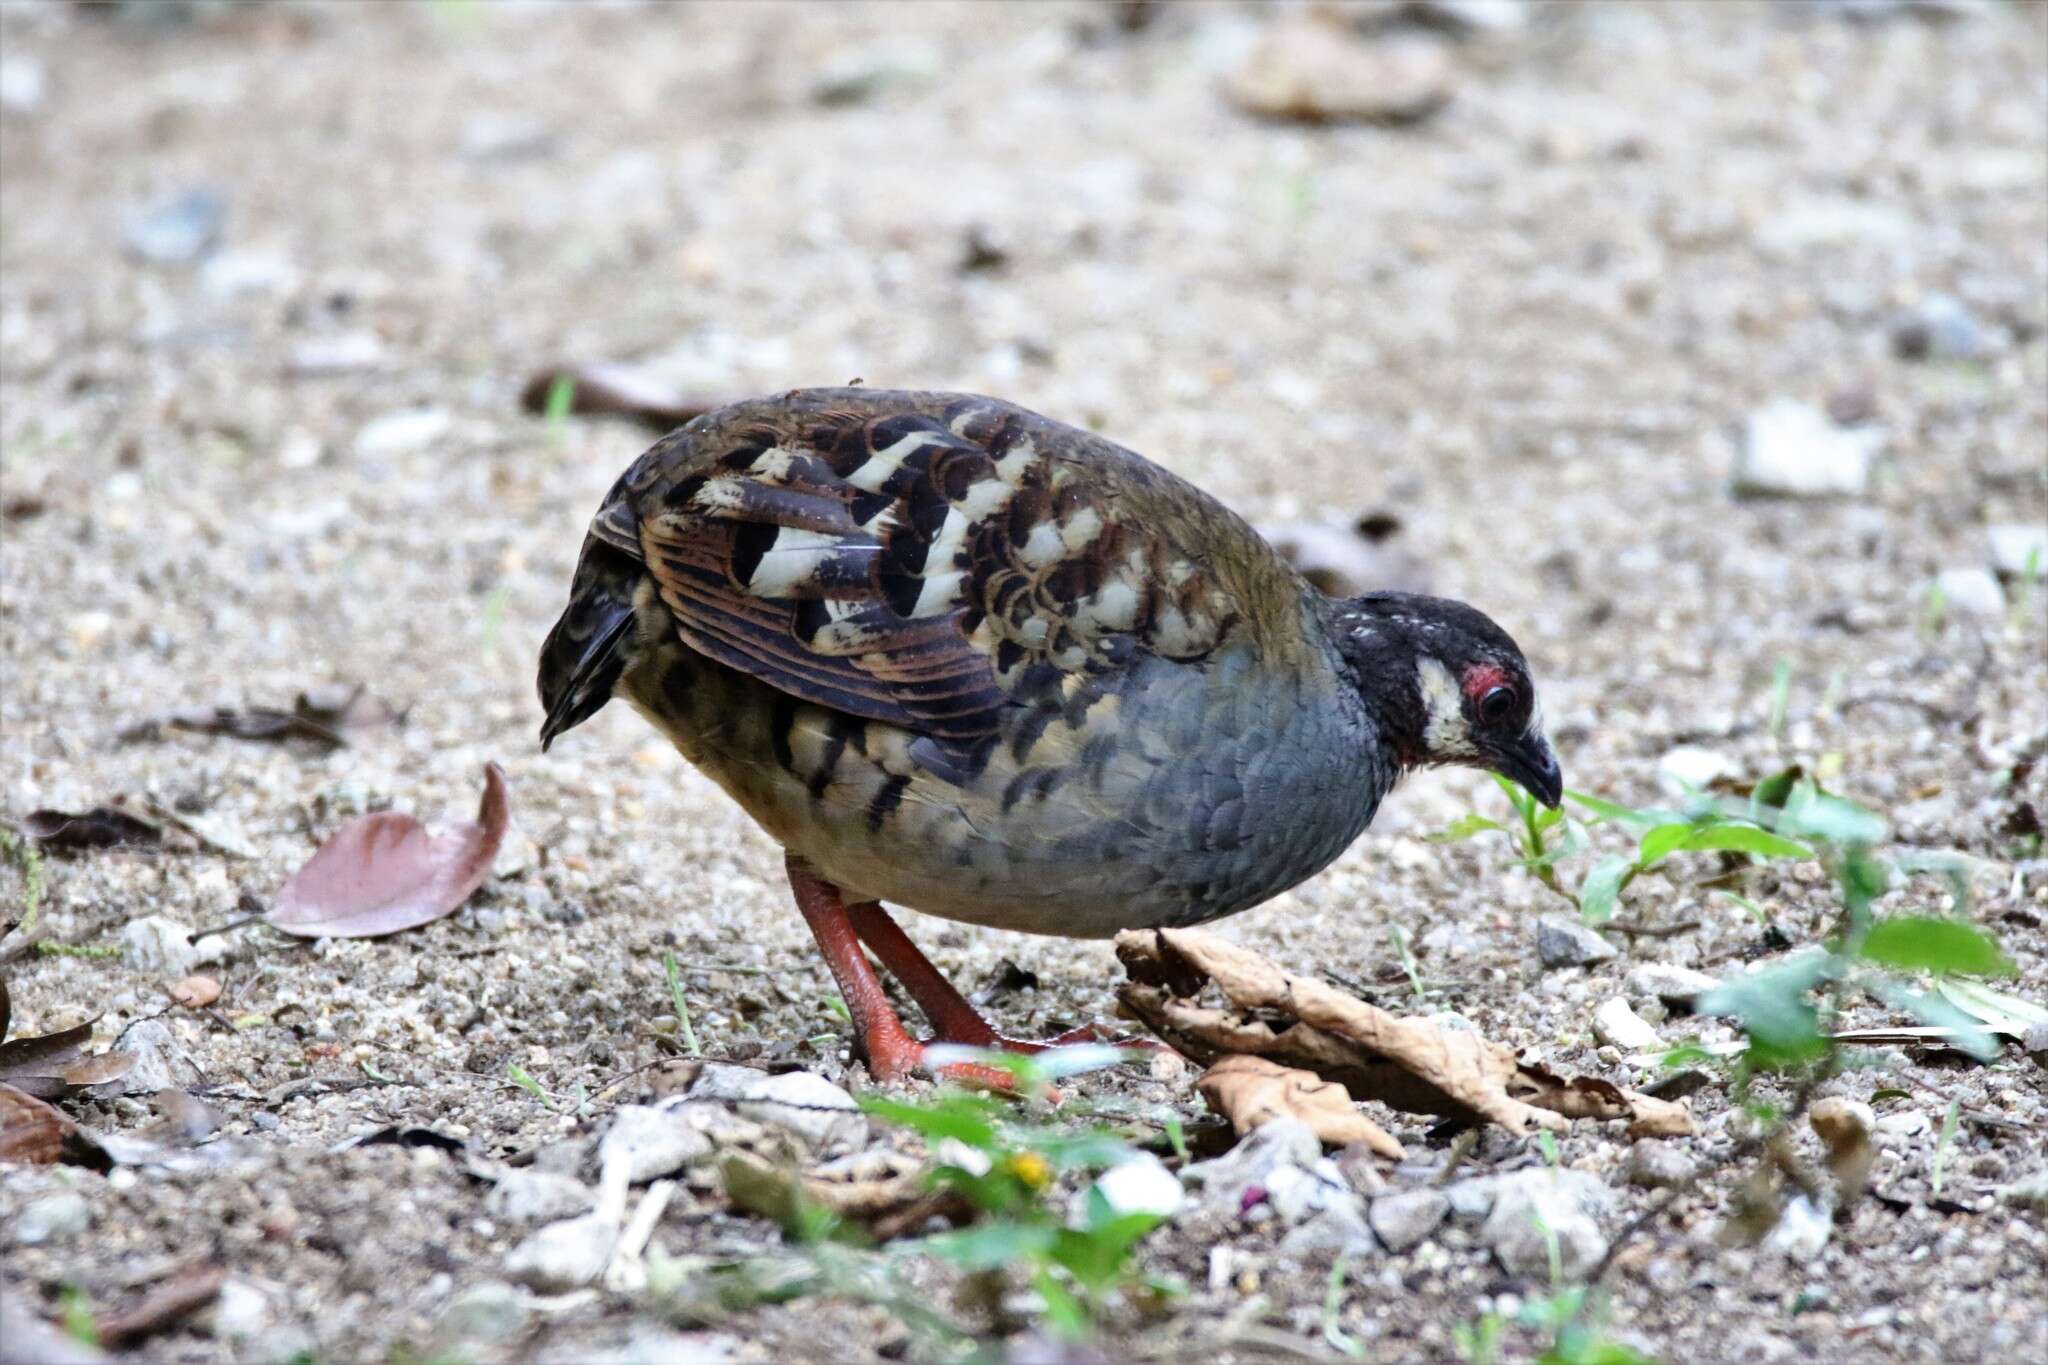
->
1, 3, 2042, 1360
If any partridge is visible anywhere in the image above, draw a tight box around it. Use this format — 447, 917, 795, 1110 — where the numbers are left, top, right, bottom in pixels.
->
538, 388, 1560, 1085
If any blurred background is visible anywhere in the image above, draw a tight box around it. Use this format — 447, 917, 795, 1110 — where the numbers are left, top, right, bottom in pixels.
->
1, 1, 2044, 1360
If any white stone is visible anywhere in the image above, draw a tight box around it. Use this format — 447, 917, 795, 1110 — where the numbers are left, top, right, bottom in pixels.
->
14, 1191, 91, 1245
0, 55, 46, 113
1593, 998, 1662, 1051
1753, 198, 1910, 258
122, 915, 197, 975
598, 1105, 713, 1185
1928, 568, 2007, 619
288, 331, 386, 375
1730, 399, 1880, 498
352, 409, 452, 461
504, 1212, 618, 1291
1368, 1188, 1449, 1251
201, 250, 300, 300
1876, 1110, 1929, 1139
686, 1065, 863, 1149
1478, 1169, 1613, 1277
1987, 524, 2047, 580
1628, 963, 1721, 1006
1761, 1193, 1831, 1262
1086, 1154, 1185, 1220
485, 1171, 593, 1225
1656, 745, 1732, 796
210, 1278, 276, 1345
1535, 914, 1616, 968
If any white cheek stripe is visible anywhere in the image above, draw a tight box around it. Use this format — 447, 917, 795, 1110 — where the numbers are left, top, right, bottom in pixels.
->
1416, 656, 1477, 758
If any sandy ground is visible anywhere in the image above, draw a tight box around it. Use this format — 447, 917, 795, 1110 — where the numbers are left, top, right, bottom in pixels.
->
2, 1, 2045, 1361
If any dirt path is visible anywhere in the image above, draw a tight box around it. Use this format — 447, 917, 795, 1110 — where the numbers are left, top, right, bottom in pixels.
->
2, 3, 2043, 1361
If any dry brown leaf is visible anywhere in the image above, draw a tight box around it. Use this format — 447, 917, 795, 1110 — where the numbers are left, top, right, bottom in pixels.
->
720, 1148, 967, 1239
18, 805, 163, 852
92, 1264, 226, 1347
267, 763, 509, 939
0, 982, 137, 1100
1196, 1054, 1404, 1159
0, 1082, 112, 1171
168, 975, 222, 1009
1116, 928, 1692, 1140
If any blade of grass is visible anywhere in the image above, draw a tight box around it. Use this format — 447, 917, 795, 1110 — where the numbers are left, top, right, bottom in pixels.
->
664, 952, 703, 1056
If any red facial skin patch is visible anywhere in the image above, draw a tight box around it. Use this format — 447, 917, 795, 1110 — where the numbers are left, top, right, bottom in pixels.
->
1461, 663, 1509, 702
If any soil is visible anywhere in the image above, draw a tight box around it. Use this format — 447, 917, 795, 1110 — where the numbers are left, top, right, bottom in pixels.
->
2, 2, 2044, 1362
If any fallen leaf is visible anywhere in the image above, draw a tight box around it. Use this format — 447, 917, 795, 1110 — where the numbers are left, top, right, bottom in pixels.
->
719, 1148, 968, 1239
266, 764, 509, 939
92, 1264, 226, 1347
1809, 1096, 1876, 1208
1933, 979, 2048, 1037
1196, 1054, 1404, 1158
119, 686, 402, 750
520, 363, 723, 431
167, 975, 221, 1009
0, 1082, 113, 1171
0, 981, 138, 1099
17, 806, 163, 852
1116, 928, 1692, 1139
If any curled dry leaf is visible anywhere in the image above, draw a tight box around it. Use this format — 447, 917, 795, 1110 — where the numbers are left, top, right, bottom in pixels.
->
1115, 928, 1692, 1140
0, 1082, 113, 1171
18, 805, 163, 852
521, 362, 724, 431
168, 975, 222, 1009
1809, 1096, 1876, 1207
720, 1148, 969, 1240
0, 981, 138, 1099
1196, 1054, 1404, 1159
266, 763, 510, 939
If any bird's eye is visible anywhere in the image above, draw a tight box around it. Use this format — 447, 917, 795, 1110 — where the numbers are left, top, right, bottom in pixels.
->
1478, 685, 1517, 726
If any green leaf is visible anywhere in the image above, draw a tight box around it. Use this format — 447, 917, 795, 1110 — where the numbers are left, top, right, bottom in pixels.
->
858, 1093, 1001, 1149
1777, 783, 1887, 845
1858, 918, 2015, 978
1565, 790, 1676, 829
1638, 820, 1811, 869
1429, 814, 1506, 844
1636, 822, 1695, 867
925, 1219, 1056, 1271
1697, 952, 1833, 1069
1933, 979, 2048, 1034
1576, 855, 1633, 924
1678, 824, 1812, 861
1052, 1213, 1160, 1290
1033, 1265, 1092, 1342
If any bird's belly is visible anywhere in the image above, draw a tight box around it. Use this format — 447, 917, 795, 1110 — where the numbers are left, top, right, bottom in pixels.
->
621, 641, 1383, 938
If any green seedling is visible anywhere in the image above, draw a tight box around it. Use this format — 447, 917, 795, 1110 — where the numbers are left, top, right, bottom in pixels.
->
1931, 1099, 1961, 1200
664, 952, 702, 1056
506, 1062, 554, 1110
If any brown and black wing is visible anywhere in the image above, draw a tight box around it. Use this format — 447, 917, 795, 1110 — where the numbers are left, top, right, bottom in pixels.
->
544, 388, 1280, 777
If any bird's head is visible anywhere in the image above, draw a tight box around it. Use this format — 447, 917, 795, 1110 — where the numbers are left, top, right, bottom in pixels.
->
1326, 591, 1561, 807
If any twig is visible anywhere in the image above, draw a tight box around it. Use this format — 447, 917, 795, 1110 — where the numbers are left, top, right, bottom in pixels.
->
1601, 919, 1703, 939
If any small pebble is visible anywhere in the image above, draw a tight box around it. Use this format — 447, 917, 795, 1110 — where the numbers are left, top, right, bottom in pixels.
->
15, 1191, 92, 1246
123, 188, 225, 265
1536, 914, 1617, 968
1625, 1140, 1698, 1189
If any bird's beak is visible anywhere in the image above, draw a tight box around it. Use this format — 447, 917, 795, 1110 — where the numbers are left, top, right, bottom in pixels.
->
1495, 731, 1563, 809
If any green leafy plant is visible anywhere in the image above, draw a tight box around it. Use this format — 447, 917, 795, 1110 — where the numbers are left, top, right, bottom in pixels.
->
867, 1046, 1169, 1342
661, 1048, 1169, 1352
663, 952, 702, 1056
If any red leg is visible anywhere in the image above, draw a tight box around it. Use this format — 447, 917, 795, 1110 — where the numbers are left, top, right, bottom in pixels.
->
843, 899, 1154, 1055
785, 856, 1015, 1090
